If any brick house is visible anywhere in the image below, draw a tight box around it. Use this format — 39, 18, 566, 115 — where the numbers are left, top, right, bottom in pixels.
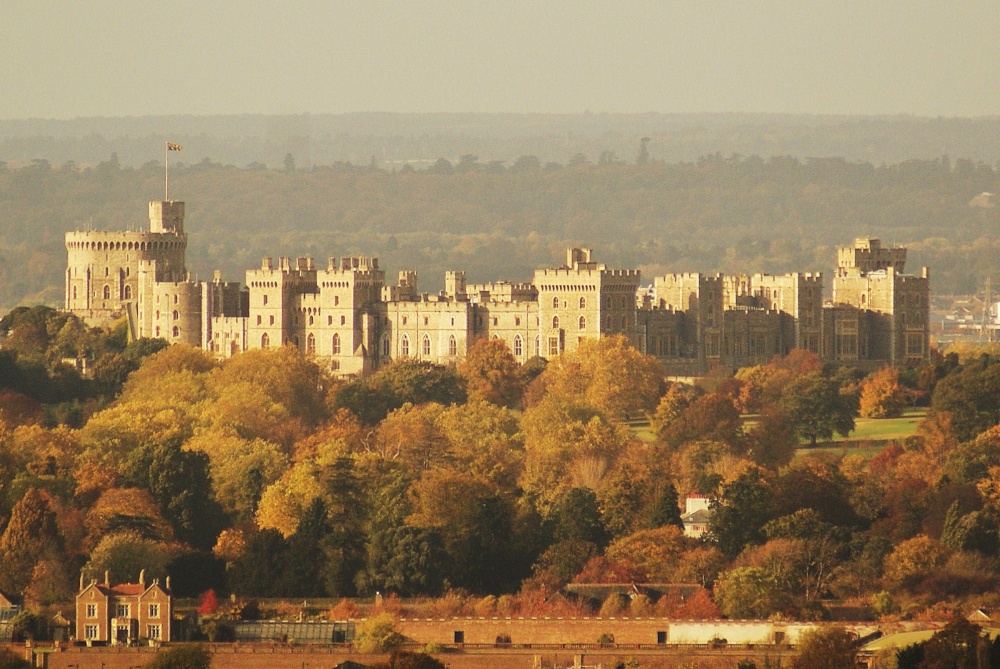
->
75, 571, 172, 644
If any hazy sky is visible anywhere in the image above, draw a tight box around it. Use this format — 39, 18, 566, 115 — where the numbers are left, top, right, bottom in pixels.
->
3, 1, 999, 120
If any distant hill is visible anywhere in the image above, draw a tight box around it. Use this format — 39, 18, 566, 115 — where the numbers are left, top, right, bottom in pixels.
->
1, 154, 998, 313
4, 112, 1000, 169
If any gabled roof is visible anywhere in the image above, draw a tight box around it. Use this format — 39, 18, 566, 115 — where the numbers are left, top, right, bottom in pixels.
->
681, 508, 713, 525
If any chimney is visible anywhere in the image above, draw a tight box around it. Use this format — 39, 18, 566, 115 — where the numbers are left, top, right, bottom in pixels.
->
104, 571, 110, 587
79, 572, 84, 591
165, 576, 171, 591
139, 569, 146, 589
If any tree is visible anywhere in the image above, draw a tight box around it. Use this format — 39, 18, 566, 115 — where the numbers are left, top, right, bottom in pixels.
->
0, 488, 64, 594
931, 355, 1000, 442
859, 366, 908, 418
660, 393, 743, 450
0, 649, 31, 669
354, 612, 403, 653
709, 469, 773, 559
882, 534, 949, 589
919, 619, 990, 669
790, 626, 857, 669
605, 525, 689, 582
227, 529, 288, 597
85, 531, 168, 584
713, 566, 788, 619
780, 371, 856, 445
459, 338, 524, 408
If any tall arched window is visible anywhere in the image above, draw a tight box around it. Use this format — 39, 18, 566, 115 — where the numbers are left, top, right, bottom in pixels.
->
124, 285, 132, 300
103, 285, 111, 299
552, 297, 559, 308
307, 333, 316, 354
261, 333, 270, 349
332, 333, 341, 355
579, 296, 586, 309
534, 336, 541, 356
579, 316, 586, 330
308, 315, 314, 326
172, 326, 179, 338
514, 334, 523, 358
448, 335, 457, 356
382, 335, 390, 357
422, 335, 431, 356
400, 334, 410, 357
72, 286, 77, 300
552, 316, 560, 329
173, 310, 179, 320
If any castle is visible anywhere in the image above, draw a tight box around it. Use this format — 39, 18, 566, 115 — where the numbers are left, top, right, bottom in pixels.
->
65, 201, 930, 375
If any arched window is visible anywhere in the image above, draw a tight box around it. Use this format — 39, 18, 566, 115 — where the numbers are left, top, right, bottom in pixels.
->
269, 315, 274, 325
256, 315, 262, 325
514, 334, 523, 358
552, 316, 560, 329
72, 286, 77, 300
422, 335, 431, 356
534, 336, 541, 356
400, 334, 410, 356
332, 333, 341, 355
552, 297, 559, 308
172, 326, 179, 338
579, 316, 586, 330
103, 285, 111, 300
341, 315, 346, 325
261, 333, 270, 349
448, 335, 457, 356
382, 335, 390, 357
124, 285, 132, 300
579, 296, 586, 309
328, 315, 333, 325
309, 315, 314, 326
173, 310, 179, 320
307, 333, 316, 354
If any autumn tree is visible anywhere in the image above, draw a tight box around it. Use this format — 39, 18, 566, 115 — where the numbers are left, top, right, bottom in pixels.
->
85, 531, 168, 584
713, 566, 788, 619
660, 393, 743, 450
0, 488, 64, 594
780, 371, 856, 445
790, 626, 857, 669
458, 338, 524, 408
859, 366, 908, 418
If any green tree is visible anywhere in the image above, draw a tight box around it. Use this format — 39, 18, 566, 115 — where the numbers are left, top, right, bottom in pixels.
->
85, 531, 168, 584
709, 469, 773, 559
931, 355, 1000, 442
780, 371, 856, 445
919, 619, 990, 669
713, 566, 788, 619
145, 644, 212, 669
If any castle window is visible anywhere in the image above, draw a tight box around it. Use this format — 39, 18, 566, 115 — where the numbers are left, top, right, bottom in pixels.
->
515, 316, 521, 326
256, 315, 261, 325
548, 336, 560, 356
382, 335, 390, 357
332, 333, 341, 355
124, 285, 132, 299
552, 297, 559, 308
535, 336, 541, 356
103, 285, 111, 300
424, 317, 429, 326
422, 335, 431, 356
334, 296, 340, 306
328, 316, 333, 325
552, 316, 559, 329
579, 316, 586, 330
155, 327, 160, 337
105, 267, 109, 276
402, 316, 408, 325
307, 334, 316, 354
72, 286, 77, 300
401, 334, 410, 357
492, 317, 498, 326
449, 335, 457, 356
514, 334, 523, 358
309, 315, 314, 326
261, 333, 270, 349
174, 295, 178, 304
172, 326, 179, 338
341, 315, 346, 326
269, 315, 274, 325
173, 310, 179, 320
579, 297, 586, 309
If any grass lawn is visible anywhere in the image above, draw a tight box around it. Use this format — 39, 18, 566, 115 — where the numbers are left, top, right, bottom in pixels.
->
798, 408, 926, 460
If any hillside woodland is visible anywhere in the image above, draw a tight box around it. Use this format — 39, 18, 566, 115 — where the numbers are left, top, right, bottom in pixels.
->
4, 306, 1000, 630
1, 155, 1000, 312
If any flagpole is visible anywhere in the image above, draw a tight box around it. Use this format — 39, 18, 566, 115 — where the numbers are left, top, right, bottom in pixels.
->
164, 141, 169, 201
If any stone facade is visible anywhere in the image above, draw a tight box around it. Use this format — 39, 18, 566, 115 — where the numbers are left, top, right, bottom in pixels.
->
65, 203, 931, 375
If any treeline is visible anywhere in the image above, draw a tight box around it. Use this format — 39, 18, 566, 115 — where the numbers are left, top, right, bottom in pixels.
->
2, 155, 1000, 312
4, 307, 1000, 625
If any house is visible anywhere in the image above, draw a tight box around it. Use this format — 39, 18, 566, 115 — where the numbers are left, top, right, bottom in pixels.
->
75, 570, 172, 645
681, 494, 714, 538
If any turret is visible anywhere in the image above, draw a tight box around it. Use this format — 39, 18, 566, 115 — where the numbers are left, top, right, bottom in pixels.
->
149, 201, 185, 234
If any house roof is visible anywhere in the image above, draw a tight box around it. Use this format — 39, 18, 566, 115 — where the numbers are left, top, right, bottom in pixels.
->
681, 508, 713, 524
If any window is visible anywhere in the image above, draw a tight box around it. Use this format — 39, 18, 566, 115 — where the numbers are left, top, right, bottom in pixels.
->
263, 294, 268, 306
515, 316, 521, 326
73, 286, 77, 300
401, 334, 410, 356
492, 317, 498, 326
269, 315, 274, 325
173, 310, 179, 320
85, 625, 99, 640
552, 316, 560, 329
382, 335, 390, 357
552, 297, 559, 308
328, 315, 333, 325
332, 333, 341, 355
103, 285, 111, 300
422, 335, 431, 356
261, 333, 270, 349
147, 625, 161, 640
402, 316, 408, 325
116, 604, 130, 618
448, 335, 457, 356
535, 336, 540, 356
307, 333, 316, 354
172, 326, 179, 338
513, 334, 523, 358
341, 315, 346, 326
173, 294, 178, 304
579, 297, 586, 309
906, 331, 924, 357
548, 336, 560, 356
86, 604, 98, 618
579, 316, 586, 330
124, 285, 132, 299
155, 326, 160, 337
309, 315, 314, 325
424, 317, 429, 326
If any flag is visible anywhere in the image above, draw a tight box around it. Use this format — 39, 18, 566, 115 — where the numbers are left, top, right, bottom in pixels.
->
166, 142, 182, 151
